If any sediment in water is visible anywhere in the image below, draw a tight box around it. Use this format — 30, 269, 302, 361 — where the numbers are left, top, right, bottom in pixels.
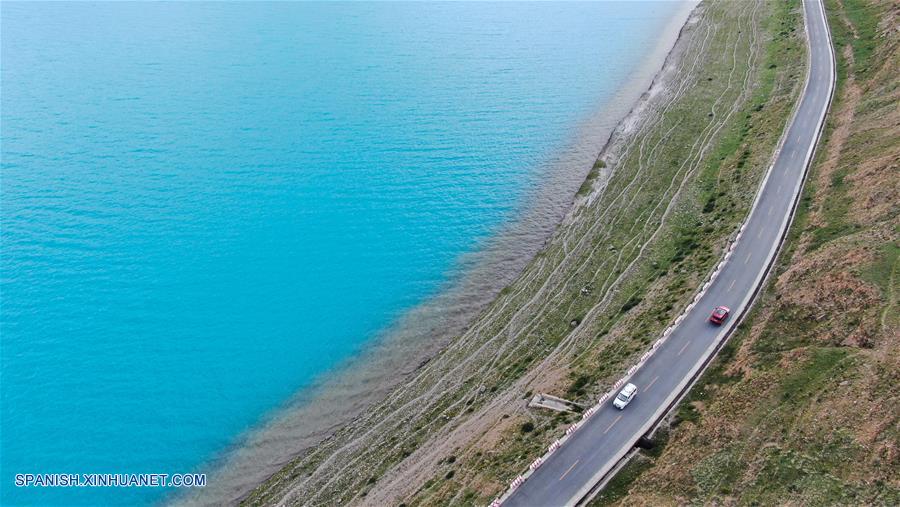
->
175, 3, 699, 506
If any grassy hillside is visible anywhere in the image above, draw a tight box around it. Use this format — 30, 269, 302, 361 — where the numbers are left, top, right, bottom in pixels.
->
598, 0, 899, 504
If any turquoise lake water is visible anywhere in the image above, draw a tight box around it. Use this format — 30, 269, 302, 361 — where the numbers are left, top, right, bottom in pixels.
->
1, 2, 682, 505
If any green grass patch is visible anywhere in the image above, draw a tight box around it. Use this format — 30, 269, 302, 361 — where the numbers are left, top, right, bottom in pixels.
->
576, 159, 607, 197
691, 446, 743, 498
840, 0, 882, 78
775, 347, 850, 406
807, 165, 859, 250
861, 241, 900, 297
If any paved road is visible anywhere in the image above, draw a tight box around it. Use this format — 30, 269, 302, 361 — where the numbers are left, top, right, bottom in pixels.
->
503, 0, 835, 505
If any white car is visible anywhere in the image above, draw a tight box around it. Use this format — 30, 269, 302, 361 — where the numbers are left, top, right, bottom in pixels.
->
613, 383, 638, 410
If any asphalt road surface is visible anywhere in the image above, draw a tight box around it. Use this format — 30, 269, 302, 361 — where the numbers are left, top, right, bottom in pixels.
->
502, 0, 835, 505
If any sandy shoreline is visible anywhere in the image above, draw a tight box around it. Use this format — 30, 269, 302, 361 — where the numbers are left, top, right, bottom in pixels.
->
174, 3, 699, 505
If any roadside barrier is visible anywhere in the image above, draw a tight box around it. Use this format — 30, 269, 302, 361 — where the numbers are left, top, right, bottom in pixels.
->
489, 219, 749, 506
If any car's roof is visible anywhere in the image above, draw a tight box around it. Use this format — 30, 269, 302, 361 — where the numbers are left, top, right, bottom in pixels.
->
622, 383, 637, 393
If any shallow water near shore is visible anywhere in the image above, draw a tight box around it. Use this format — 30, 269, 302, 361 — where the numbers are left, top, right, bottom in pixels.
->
2, 2, 683, 505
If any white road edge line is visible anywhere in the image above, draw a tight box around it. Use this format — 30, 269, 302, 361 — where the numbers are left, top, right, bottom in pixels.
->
559, 460, 580, 481
604, 415, 623, 434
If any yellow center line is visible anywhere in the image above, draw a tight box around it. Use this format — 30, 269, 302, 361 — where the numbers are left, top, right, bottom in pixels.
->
643, 375, 660, 392
559, 459, 580, 481
677, 341, 691, 356
604, 415, 623, 434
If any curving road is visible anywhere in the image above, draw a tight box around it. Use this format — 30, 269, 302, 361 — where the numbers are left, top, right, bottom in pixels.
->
502, 0, 835, 505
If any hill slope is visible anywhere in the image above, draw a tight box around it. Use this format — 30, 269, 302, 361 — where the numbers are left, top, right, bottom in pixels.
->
596, 0, 899, 504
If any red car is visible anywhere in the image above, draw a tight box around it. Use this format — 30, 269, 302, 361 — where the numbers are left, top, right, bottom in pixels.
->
709, 306, 731, 325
